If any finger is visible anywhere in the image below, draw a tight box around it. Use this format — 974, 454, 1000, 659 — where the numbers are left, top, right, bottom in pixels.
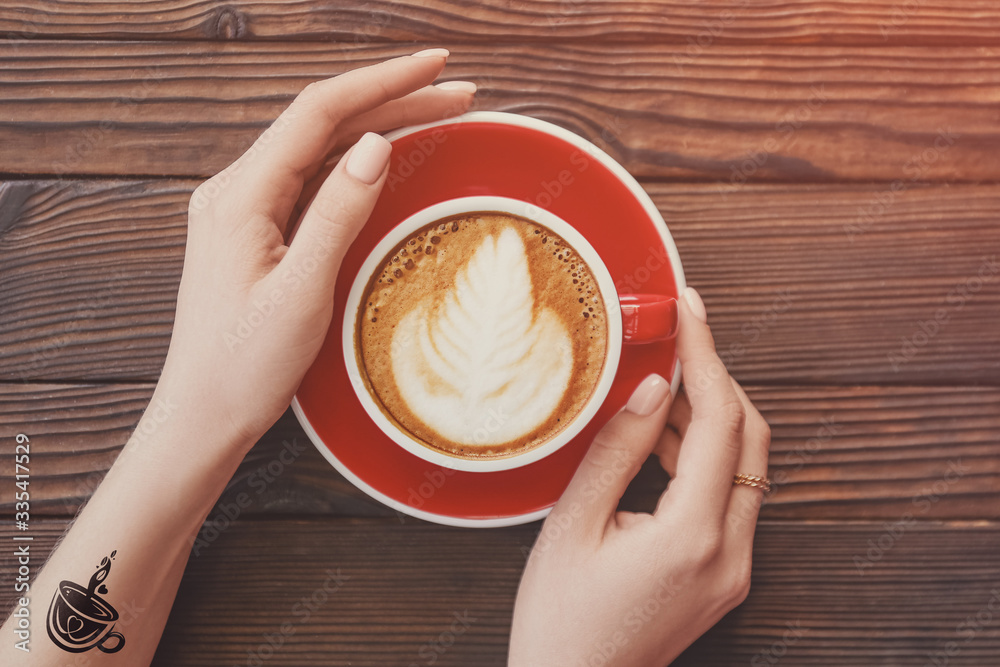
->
725, 379, 772, 539
279, 132, 391, 300
335, 81, 477, 146
552, 374, 672, 541
203, 50, 450, 228
286, 83, 476, 236
659, 287, 746, 527
652, 388, 691, 476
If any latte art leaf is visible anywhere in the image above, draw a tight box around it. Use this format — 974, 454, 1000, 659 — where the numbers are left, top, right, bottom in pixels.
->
390, 229, 573, 447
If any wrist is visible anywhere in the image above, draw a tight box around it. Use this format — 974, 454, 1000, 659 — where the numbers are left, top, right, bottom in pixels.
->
156, 342, 289, 453
146, 365, 261, 458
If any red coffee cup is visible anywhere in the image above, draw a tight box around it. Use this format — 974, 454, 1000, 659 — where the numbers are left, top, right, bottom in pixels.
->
620, 293, 679, 344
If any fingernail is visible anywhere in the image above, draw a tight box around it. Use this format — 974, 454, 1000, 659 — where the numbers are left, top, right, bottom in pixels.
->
436, 80, 477, 94
412, 48, 450, 59
625, 374, 670, 416
683, 286, 708, 324
346, 132, 391, 185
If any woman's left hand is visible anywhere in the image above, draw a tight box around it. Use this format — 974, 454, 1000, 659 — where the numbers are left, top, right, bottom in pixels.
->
157, 50, 475, 451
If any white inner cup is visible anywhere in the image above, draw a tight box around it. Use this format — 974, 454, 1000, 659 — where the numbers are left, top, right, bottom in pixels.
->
343, 195, 623, 472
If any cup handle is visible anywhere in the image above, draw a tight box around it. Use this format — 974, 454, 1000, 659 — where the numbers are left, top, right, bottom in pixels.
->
97, 629, 125, 654
620, 294, 678, 344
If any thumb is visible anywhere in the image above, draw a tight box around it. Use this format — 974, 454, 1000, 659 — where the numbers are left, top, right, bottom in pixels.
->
552, 374, 673, 540
281, 132, 392, 294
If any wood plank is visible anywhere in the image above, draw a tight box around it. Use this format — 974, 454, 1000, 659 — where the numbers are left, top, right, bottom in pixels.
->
3, 42, 1000, 180
1, 519, 997, 665
2, 383, 997, 521
662, 182, 1000, 385
4, 0, 1000, 46
0, 180, 187, 381
2, 180, 998, 384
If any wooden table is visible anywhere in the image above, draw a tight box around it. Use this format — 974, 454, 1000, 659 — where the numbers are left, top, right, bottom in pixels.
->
2, 3, 999, 665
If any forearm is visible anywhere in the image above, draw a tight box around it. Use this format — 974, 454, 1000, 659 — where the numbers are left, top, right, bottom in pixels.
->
1, 382, 251, 665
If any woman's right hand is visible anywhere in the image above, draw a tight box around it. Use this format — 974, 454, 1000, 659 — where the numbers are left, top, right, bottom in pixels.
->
509, 287, 772, 666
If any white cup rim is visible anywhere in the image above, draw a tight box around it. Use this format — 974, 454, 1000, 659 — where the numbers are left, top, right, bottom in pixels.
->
343, 196, 623, 472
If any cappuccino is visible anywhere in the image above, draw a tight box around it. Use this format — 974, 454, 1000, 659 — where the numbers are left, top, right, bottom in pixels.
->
356, 212, 608, 460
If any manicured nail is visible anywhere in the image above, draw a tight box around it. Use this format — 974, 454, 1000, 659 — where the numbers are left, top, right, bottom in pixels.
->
412, 48, 450, 59
625, 374, 670, 416
346, 132, 391, 185
683, 286, 708, 324
436, 80, 477, 94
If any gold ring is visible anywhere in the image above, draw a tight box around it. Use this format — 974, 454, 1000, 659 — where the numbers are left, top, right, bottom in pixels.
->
733, 473, 772, 493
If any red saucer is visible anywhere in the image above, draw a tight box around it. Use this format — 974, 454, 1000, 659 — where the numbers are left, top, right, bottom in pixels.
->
293, 112, 684, 526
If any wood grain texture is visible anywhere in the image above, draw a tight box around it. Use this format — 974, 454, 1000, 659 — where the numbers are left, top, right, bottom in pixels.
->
2, 180, 998, 385
0, 180, 187, 382
2, 382, 997, 521
4, 0, 1000, 45
662, 183, 1000, 385
1, 519, 998, 666
3, 42, 1000, 180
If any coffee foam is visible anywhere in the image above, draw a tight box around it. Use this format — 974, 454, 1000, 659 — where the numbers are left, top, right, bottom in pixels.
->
358, 213, 608, 459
